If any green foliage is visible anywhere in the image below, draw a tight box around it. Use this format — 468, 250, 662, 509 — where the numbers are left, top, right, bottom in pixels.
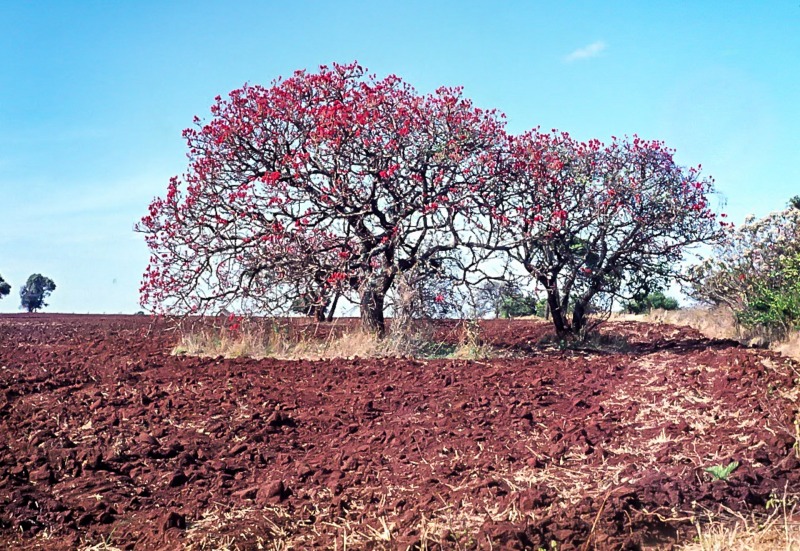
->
499, 291, 543, 318
704, 461, 739, 481
0, 274, 9, 299
625, 291, 679, 314
20, 274, 56, 313
690, 205, 800, 337
736, 253, 800, 331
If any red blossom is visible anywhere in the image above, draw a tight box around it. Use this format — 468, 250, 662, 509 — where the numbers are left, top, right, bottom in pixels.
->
136, 62, 508, 334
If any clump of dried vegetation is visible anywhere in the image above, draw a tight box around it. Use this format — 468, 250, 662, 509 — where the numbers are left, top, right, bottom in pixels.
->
173, 321, 410, 361
171, 317, 506, 361
679, 491, 800, 551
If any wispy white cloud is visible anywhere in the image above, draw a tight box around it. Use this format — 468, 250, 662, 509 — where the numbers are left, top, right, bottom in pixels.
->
564, 41, 607, 62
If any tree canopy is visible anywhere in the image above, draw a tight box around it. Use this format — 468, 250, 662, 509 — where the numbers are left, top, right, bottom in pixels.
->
0, 274, 10, 299
139, 62, 721, 337
492, 131, 720, 334
138, 62, 507, 336
20, 274, 56, 313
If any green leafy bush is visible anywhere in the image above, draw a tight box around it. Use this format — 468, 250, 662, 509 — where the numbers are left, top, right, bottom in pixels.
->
499, 292, 543, 318
735, 253, 800, 330
625, 291, 679, 314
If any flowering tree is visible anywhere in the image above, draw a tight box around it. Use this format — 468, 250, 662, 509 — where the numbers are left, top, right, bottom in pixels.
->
689, 205, 800, 334
495, 131, 721, 335
138, 63, 507, 336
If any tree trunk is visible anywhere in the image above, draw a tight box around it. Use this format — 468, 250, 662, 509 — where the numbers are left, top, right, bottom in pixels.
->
325, 291, 341, 323
571, 301, 587, 335
546, 290, 568, 335
360, 286, 386, 338
313, 304, 326, 323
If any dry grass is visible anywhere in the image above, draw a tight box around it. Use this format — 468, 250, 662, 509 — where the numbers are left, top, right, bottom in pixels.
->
448, 342, 496, 360
773, 331, 800, 364
172, 318, 509, 361
172, 322, 398, 361
679, 494, 800, 551
644, 306, 741, 341
178, 496, 498, 550
78, 536, 124, 551
184, 504, 280, 550
173, 327, 273, 359
683, 522, 800, 551
449, 321, 496, 360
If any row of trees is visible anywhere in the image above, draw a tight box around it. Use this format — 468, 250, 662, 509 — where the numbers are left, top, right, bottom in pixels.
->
138, 62, 721, 336
0, 273, 57, 312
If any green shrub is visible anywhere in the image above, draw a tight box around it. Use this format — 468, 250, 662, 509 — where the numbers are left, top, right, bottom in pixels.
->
736, 253, 800, 332
625, 291, 679, 314
499, 292, 543, 318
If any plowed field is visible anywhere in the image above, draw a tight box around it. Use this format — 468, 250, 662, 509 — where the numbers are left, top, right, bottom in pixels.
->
1, 315, 799, 550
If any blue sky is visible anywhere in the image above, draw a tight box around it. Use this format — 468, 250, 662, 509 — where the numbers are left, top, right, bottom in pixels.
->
1, 1, 797, 313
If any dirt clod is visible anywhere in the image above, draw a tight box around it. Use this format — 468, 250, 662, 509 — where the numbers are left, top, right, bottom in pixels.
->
162, 511, 185, 531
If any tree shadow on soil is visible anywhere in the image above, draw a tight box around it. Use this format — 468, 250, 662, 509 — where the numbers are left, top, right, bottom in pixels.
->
502, 332, 746, 359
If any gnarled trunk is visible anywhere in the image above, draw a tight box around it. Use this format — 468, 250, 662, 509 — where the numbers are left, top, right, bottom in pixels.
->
571, 301, 587, 335
360, 285, 386, 338
546, 289, 569, 335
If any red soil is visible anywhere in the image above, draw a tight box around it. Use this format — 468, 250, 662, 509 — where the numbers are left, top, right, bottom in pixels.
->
1, 315, 798, 550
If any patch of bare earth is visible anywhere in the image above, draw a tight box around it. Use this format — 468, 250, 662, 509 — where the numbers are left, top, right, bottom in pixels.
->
1, 315, 799, 549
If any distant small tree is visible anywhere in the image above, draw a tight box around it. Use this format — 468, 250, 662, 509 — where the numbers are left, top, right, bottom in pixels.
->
20, 274, 56, 312
290, 292, 331, 322
625, 291, 679, 314
472, 280, 519, 318
499, 290, 541, 318
0, 274, 10, 299
390, 257, 465, 321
